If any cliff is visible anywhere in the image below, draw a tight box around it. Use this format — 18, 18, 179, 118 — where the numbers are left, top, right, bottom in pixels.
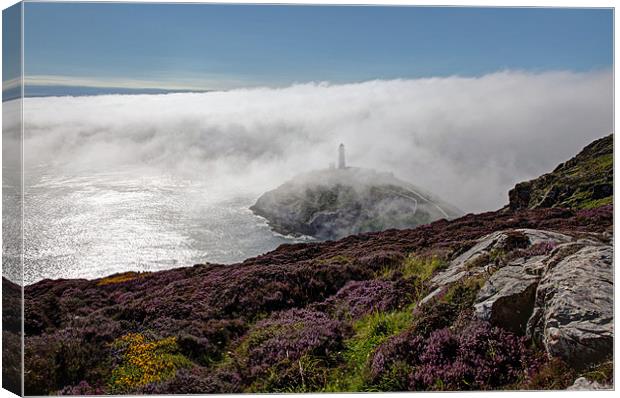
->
508, 134, 612, 210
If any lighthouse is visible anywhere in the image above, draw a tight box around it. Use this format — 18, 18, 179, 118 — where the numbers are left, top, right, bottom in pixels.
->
338, 143, 346, 169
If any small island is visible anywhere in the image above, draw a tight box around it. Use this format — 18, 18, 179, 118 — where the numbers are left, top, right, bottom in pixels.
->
251, 144, 462, 240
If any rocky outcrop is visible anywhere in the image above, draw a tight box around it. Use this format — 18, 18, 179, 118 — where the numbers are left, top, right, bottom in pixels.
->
429, 228, 572, 290
529, 244, 613, 368
437, 228, 614, 369
474, 266, 539, 334
508, 134, 612, 211
251, 167, 462, 240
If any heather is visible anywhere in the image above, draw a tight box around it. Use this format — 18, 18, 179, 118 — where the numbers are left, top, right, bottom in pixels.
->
312, 279, 413, 320
16, 203, 614, 394
409, 322, 530, 390
234, 308, 347, 392
2, 277, 21, 394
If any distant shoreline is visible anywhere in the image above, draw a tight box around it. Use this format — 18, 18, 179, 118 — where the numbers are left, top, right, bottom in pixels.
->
2, 85, 213, 101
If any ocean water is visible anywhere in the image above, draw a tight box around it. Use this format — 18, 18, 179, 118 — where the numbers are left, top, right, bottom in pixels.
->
22, 168, 309, 285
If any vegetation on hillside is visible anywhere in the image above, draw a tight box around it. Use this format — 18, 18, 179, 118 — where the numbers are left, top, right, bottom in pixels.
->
509, 134, 612, 210
13, 203, 612, 395
9, 135, 612, 394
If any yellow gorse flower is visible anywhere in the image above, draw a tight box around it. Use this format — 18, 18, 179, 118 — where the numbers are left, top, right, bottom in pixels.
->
97, 272, 151, 286
108, 333, 190, 392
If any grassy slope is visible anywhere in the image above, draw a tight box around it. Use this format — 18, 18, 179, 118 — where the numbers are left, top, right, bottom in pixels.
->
509, 134, 613, 210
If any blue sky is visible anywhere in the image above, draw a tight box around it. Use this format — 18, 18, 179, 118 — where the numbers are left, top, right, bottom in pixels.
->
21, 2, 613, 90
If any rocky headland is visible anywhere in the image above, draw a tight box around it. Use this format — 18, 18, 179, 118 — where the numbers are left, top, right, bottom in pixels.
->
5, 134, 613, 394
508, 134, 613, 210
251, 167, 462, 240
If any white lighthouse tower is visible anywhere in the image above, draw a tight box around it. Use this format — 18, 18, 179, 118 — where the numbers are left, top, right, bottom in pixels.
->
338, 143, 346, 169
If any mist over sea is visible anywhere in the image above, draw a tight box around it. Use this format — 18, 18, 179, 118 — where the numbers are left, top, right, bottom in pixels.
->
7, 70, 612, 284
23, 166, 308, 284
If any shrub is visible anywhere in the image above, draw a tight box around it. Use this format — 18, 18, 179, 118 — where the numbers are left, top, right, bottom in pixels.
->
369, 322, 531, 391
203, 260, 375, 320
58, 381, 104, 395
359, 250, 405, 273
25, 328, 113, 395
315, 279, 413, 320
516, 357, 576, 390
236, 309, 347, 392
408, 276, 484, 338
374, 253, 447, 302
441, 275, 485, 310
253, 354, 332, 393
148, 317, 247, 366
140, 366, 242, 394
409, 322, 531, 390
2, 330, 21, 394
97, 272, 150, 286
369, 330, 423, 390
316, 255, 353, 265
368, 361, 414, 392
108, 333, 191, 393
502, 231, 531, 251
22, 200, 612, 393
575, 204, 613, 224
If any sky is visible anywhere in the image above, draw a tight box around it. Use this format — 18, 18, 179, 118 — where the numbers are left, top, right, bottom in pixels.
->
3, 2, 613, 214
20, 2, 614, 91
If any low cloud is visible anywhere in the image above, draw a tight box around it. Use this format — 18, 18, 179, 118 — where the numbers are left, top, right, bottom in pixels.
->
21, 69, 612, 213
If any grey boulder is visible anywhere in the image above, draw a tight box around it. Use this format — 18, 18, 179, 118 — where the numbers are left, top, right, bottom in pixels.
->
473, 265, 539, 334
529, 245, 613, 368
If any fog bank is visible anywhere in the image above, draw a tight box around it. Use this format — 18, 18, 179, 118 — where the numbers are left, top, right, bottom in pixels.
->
21, 70, 612, 212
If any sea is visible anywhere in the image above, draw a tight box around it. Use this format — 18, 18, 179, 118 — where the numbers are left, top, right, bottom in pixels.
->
19, 167, 310, 285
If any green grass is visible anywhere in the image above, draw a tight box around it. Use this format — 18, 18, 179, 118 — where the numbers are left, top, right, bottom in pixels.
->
560, 187, 612, 210
377, 265, 396, 279
403, 254, 447, 301
558, 151, 612, 210
585, 153, 613, 175
526, 143, 612, 210
377, 254, 446, 301
324, 306, 414, 392
401, 254, 445, 280
580, 360, 613, 385
441, 275, 485, 306
564, 152, 612, 178
255, 354, 332, 393
577, 196, 613, 210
